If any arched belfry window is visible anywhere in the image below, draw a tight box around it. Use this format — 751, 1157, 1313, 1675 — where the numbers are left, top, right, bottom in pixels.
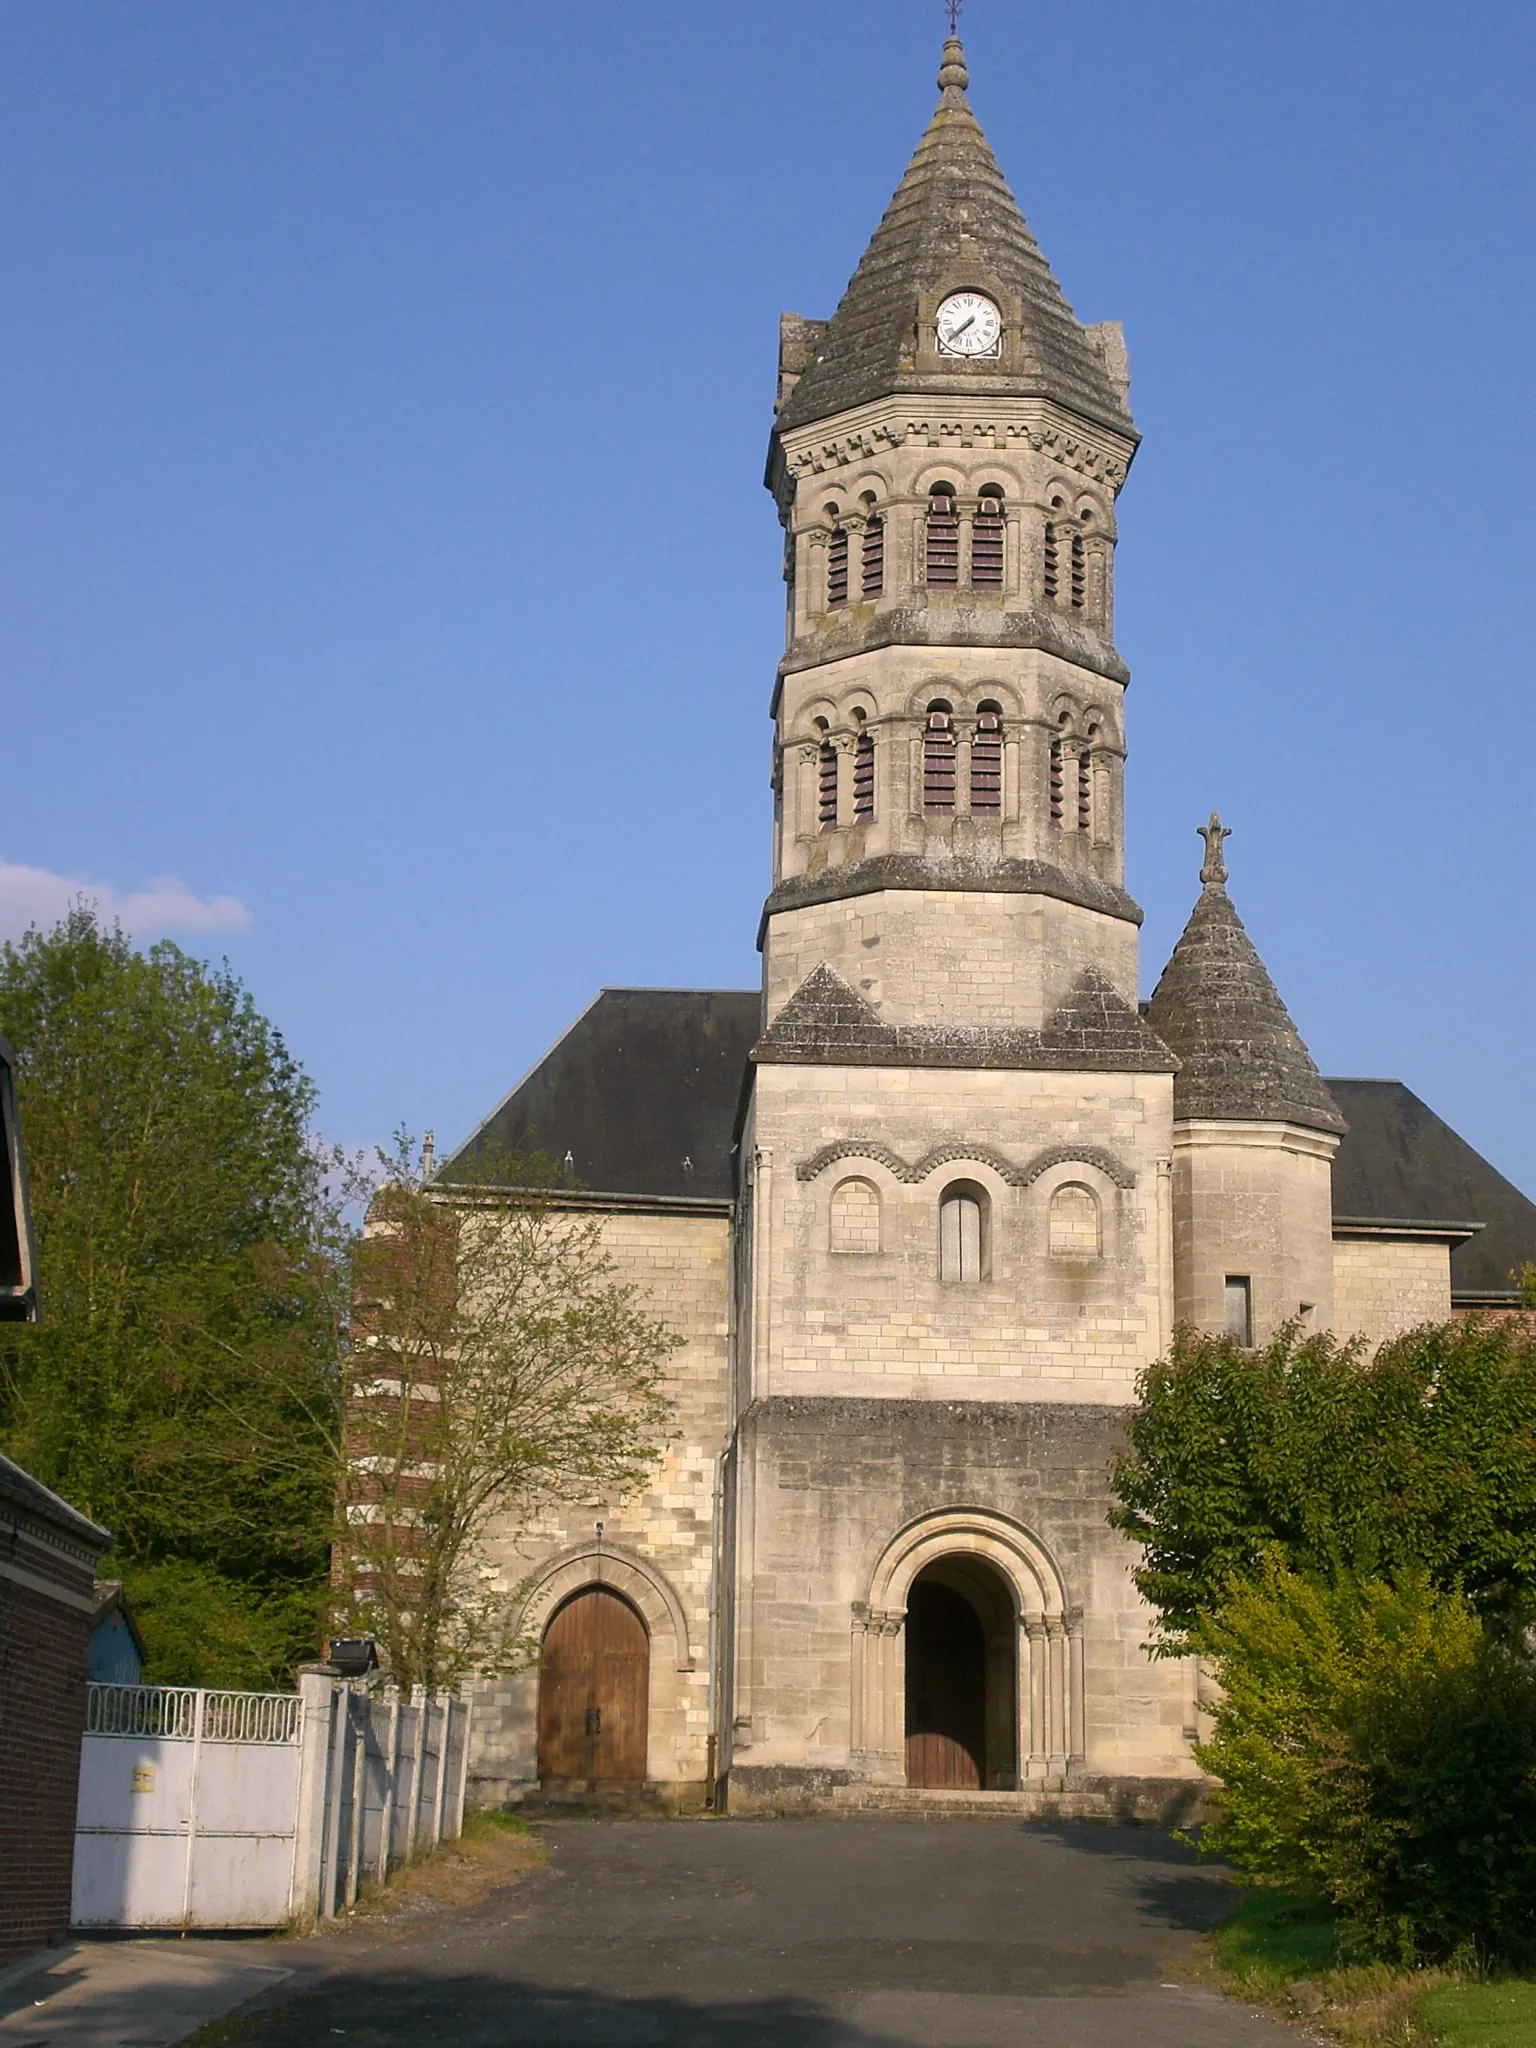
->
926, 486, 960, 587
1043, 497, 1063, 603
861, 511, 885, 599
970, 706, 1002, 815
972, 488, 1005, 589
1070, 531, 1086, 611
939, 1181, 987, 1283
853, 718, 876, 821
923, 704, 956, 816
827, 524, 849, 609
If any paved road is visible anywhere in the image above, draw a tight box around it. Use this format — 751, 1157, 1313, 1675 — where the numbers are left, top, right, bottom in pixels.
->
226, 1819, 1294, 2047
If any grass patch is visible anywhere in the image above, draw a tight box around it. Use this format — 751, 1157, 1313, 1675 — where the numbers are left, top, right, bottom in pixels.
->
1204, 1892, 1536, 2046
1417, 1978, 1536, 2046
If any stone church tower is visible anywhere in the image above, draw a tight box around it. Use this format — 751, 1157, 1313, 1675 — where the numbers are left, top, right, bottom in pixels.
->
725, 35, 1192, 1804
451, 33, 1536, 1816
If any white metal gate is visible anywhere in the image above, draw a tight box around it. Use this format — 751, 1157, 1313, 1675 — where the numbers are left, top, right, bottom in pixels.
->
72, 1684, 304, 1929
71, 1675, 473, 1929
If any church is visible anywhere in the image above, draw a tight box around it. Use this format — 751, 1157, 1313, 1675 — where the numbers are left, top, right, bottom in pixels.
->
451, 36, 1536, 1815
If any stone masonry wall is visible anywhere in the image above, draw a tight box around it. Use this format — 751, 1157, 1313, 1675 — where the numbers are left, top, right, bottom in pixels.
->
1333, 1236, 1451, 1350
467, 1209, 730, 1804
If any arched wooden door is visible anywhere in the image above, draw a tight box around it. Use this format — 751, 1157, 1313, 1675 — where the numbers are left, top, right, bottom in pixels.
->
904, 1577, 986, 1789
537, 1586, 650, 1786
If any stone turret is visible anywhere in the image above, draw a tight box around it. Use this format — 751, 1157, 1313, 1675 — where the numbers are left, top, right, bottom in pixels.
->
1146, 817, 1344, 1343
761, 36, 1144, 1038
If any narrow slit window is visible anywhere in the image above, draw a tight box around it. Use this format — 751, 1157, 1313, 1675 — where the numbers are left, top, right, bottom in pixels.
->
1224, 1276, 1253, 1347
1070, 531, 1086, 610
1077, 748, 1092, 831
926, 488, 960, 587
1043, 521, 1060, 603
818, 741, 839, 830
970, 710, 1002, 815
923, 710, 956, 815
971, 493, 1005, 588
1049, 737, 1065, 822
853, 726, 876, 820
826, 526, 849, 609
861, 516, 884, 599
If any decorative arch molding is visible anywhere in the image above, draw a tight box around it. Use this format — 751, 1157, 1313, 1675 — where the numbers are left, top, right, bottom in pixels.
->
517, 1542, 694, 1672
797, 1138, 1136, 1191
851, 1506, 1085, 1788
863, 1504, 1072, 1621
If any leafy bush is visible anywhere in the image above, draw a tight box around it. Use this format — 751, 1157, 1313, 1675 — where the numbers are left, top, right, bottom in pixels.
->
1111, 1321, 1536, 1651
1196, 1560, 1536, 1967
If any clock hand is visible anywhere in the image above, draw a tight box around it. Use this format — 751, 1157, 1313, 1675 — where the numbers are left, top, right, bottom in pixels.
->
948, 314, 976, 339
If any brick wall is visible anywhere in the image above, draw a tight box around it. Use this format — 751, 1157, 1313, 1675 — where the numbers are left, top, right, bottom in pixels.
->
0, 1579, 92, 1958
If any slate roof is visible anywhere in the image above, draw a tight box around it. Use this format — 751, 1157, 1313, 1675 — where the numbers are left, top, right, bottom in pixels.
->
0, 1452, 112, 1547
444, 989, 760, 1202
1328, 1079, 1536, 1301
775, 37, 1135, 440
1145, 880, 1346, 1137
753, 965, 1176, 1073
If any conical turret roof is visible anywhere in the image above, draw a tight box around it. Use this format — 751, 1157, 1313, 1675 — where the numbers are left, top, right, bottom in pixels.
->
1145, 819, 1345, 1136
776, 37, 1134, 438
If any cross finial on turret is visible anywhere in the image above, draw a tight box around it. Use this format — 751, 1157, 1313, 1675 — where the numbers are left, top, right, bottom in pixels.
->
946, 0, 962, 33
1198, 812, 1231, 888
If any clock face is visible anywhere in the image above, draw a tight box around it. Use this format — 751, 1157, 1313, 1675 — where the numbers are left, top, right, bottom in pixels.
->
936, 291, 1002, 359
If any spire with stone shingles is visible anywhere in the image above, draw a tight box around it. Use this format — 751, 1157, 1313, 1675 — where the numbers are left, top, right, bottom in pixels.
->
775, 35, 1134, 438
1145, 818, 1345, 1136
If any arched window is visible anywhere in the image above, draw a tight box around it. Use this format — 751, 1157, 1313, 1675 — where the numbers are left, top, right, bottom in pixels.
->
1070, 531, 1086, 611
923, 705, 956, 815
818, 737, 839, 830
926, 485, 960, 587
972, 488, 1005, 588
827, 525, 849, 609
830, 1177, 881, 1254
853, 719, 876, 821
1048, 1183, 1101, 1257
970, 706, 1002, 815
861, 514, 885, 599
1049, 734, 1065, 822
1077, 746, 1092, 832
939, 1182, 987, 1283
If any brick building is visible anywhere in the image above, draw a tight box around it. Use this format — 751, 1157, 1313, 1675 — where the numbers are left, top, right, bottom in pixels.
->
442, 36, 1536, 1815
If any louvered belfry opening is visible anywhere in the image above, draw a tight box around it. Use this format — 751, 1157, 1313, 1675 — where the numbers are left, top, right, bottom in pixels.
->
1070, 531, 1087, 611
1043, 520, 1060, 602
971, 708, 1003, 814
971, 490, 1005, 588
818, 739, 839, 829
826, 525, 849, 608
861, 515, 885, 598
1078, 746, 1093, 831
1049, 735, 1065, 821
853, 724, 876, 820
923, 707, 957, 814
926, 486, 960, 586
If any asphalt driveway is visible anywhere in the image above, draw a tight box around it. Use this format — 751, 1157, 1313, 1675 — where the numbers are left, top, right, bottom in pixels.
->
222, 1818, 1294, 2047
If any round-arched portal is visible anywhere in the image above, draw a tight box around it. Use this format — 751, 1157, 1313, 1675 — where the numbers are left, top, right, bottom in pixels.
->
903, 1556, 1017, 1789
536, 1585, 649, 1788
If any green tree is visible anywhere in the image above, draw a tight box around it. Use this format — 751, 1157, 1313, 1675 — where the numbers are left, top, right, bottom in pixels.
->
335, 1137, 678, 1692
1193, 1559, 1536, 1966
1110, 1319, 1536, 1654
0, 907, 349, 1686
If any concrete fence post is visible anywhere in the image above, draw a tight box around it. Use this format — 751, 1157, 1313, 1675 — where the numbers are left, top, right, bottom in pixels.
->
291, 1666, 338, 1926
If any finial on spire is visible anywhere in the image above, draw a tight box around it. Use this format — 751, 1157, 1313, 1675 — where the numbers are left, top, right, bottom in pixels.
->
1198, 812, 1231, 888
938, 8, 968, 94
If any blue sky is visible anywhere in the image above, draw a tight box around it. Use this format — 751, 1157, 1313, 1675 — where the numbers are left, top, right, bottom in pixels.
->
3, 1, 1533, 1193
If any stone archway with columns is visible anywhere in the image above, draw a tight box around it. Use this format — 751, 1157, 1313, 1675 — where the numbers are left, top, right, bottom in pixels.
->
851, 1507, 1085, 1790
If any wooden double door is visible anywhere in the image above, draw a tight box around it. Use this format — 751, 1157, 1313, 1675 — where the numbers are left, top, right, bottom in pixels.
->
537, 1586, 650, 1786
